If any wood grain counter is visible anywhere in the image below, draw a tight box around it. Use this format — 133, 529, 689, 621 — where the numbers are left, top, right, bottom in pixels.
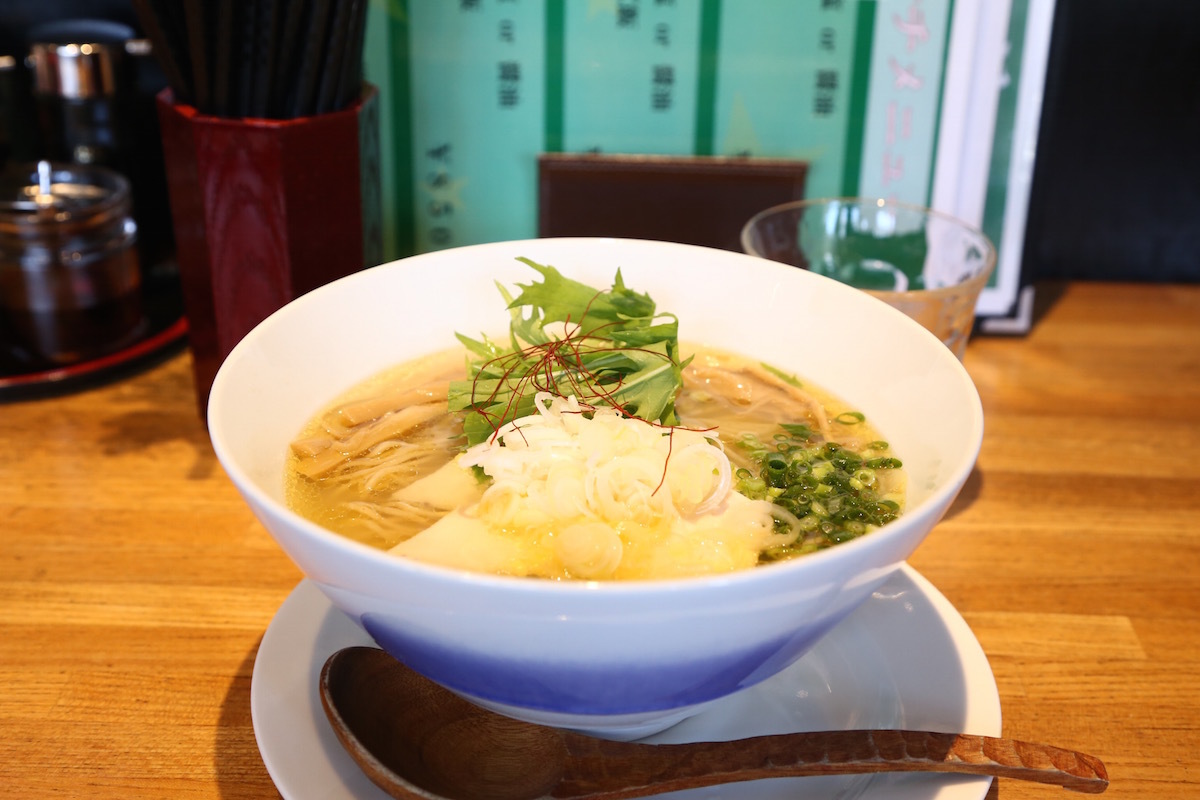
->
2, 281, 1198, 798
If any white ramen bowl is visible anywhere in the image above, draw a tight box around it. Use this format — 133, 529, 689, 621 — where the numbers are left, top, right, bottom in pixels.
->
208, 237, 983, 739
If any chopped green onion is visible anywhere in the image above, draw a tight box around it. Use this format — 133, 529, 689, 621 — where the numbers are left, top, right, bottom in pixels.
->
780, 422, 817, 440
865, 457, 903, 469
760, 363, 803, 387
739, 426, 905, 563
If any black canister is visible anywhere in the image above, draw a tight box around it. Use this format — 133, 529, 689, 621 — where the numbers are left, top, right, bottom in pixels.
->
25, 20, 135, 169
0, 160, 142, 365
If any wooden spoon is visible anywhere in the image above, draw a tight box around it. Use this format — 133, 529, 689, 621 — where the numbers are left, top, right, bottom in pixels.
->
319, 646, 1108, 800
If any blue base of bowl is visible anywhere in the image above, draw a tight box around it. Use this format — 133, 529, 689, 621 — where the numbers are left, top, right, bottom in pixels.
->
360, 610, 846, 736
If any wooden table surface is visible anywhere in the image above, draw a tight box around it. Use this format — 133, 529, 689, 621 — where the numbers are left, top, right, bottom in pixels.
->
2, 280, 1198, 799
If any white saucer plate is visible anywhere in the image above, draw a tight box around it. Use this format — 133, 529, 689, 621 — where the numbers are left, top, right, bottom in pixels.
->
250, 563, 1000, 800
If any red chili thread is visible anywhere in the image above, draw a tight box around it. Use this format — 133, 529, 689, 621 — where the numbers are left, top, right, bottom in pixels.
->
466, 294, 716, 494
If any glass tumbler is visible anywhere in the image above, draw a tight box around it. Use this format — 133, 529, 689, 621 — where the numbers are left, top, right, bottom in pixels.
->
741, 198, 997, 360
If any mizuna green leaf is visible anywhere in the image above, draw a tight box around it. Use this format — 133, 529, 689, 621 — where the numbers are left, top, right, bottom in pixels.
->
448, 258, 686, 446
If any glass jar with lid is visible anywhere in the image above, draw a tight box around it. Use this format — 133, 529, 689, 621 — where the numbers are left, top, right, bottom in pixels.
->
0, 160, 142, 366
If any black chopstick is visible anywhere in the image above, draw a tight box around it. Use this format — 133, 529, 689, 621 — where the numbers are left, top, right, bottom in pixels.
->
314, 0, 353, 115
289, 0, 333, 118
249, 0, 280, 118
234, 0, 257, 118
182, 0, 210, 112
212, 0, 235, 116
336, 0, 368, 110
131, 0, 192, 104
269, 0, 307, 118
152, 0, 193, 90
